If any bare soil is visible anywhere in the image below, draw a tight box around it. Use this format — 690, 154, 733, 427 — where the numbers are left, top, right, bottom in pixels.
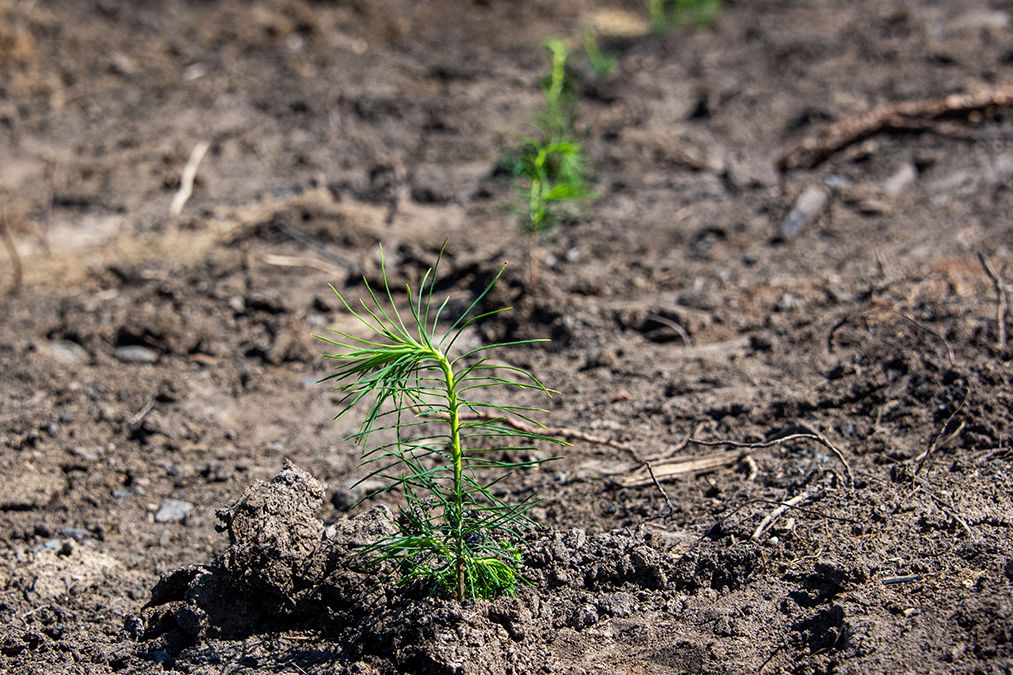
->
1, 1, 1011, 673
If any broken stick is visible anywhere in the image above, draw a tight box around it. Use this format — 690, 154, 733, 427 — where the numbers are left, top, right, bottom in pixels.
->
0, 211, 23, 293
752, 486, 822, 542
977, 253, 1008, 349
170, 140, 211, 218
778, 84, 1013, 171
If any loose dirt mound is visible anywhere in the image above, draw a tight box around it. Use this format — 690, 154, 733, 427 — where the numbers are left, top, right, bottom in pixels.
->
139, 463, 701, 673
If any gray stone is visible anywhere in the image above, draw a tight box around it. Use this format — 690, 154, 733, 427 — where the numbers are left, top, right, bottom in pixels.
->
570, 603, 599, 629
777, 186, 828, 241
58, 527, 90, 542
155, 498, 194, 524
881, 163, 917, 197
599, 591, 636, 617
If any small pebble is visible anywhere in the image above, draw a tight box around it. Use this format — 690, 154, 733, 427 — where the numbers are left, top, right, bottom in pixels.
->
113, 346, 158, 364
777, 186, 828, 241
881, 163, 917, 196
58, 527, 89, 542
43, 340, 91, 365
155, 498, 194, 524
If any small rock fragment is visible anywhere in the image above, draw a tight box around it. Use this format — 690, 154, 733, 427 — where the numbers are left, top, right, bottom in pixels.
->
42, 340, 91, 365
58, 527, 90, 542
155, 498, 194, 524
113, 346, 159, 364
776, 186, 828, 241
598, 592, 636, 617
570, 603, 600, 629
881, 162, 917, 196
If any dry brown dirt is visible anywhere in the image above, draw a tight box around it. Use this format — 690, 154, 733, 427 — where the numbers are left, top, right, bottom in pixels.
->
1, 1, 1011, 673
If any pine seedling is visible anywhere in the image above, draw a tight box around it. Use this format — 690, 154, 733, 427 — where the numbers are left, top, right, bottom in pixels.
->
318, 245, 566, 601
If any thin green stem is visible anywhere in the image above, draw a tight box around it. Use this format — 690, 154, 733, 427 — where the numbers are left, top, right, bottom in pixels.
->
435, 349, 465, 600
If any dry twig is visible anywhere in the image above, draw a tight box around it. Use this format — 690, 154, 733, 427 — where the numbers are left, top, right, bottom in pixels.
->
0, 211, 23, 293
779, 84, 1013, 170
977, 253, 1008, 349
912, 391, 968, 477
894, 310, 957, 367
170, 140, 211, 218
751, 486, 822, 542
261, 253, 344, 275
677, 430, 853, 486
274, 220, 361, 275
647, 313, 692, 345
468, 408, 645, 464
881, 574, 923, 585
621, 450, 743, 486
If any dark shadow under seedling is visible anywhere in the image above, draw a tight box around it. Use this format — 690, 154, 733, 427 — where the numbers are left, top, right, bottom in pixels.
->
317, 245, 567, 601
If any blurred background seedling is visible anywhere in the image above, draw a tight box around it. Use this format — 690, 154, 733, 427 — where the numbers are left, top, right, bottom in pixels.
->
581, 30, 616, 79
649, 0, 721, 32
319, 245, 566, 601
507, 38, 593, 285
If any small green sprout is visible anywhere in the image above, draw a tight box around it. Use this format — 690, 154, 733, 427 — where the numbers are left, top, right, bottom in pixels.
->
318, 245, 566, 601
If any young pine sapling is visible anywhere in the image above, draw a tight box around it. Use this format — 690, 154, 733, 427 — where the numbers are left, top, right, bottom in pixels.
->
318, 246, 566, 601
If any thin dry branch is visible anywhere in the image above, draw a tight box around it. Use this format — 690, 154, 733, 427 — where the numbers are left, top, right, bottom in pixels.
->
467, 408, 646, 464
894, 310, 957, 367
677, 430, 853, 486
261, 253, 344, 276
779, 84, 1013, 170
170, 140, 211, 218
480, 408, 852, 488
621, 450, 743, 486
977, 253, 1008, 349
913, 392, 968, 477
752, 486, 822, 542
647, 313, 692, 345
1, 212, 23, 293
274, 220, 361, 275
